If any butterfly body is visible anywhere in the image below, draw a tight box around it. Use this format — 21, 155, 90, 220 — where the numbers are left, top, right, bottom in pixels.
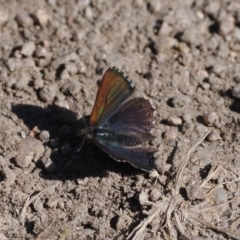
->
79, 67, 157, 172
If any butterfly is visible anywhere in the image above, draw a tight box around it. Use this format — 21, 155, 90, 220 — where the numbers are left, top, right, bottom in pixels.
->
72, 67, 156, 172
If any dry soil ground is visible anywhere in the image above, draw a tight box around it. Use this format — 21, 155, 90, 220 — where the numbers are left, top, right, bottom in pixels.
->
1, 0, 240, 239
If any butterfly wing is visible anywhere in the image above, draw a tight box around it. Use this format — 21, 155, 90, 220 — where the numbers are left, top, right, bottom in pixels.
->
91, 97, 156, 171
90, 67, 135, 126
105, 97, 154, 132
94, 140, 156, 172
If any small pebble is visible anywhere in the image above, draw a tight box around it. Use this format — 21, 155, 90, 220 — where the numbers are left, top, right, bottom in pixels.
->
32, 9, 50, 26
138, 191, 148, 205
46, 198, 58, 208
202, 112, 219, 126
233, 27, 240, 41
207, 130, 221, 142
41, 157, 57, 173
15, 12, 33, 27
182, 113, 192, 123
59, 125, 72, 137
167, 116, 182, 126
39, 85, 56, 102
205, 1, 220, 15
1, 167, 16, 186
50, 138, 59, 147
98, 209, 108, 217
21, 41, 36, 57
181, 26, 200, 46
57, 201, 65, 210
65, 62, 78, 75
233, 157, 240, 168
15, 151, 34, 168
170, 95, 191, 108
149, 188, 161, 202
230, 196, 240, 210
219, 15, 235, 36
20, 131, 26, 139
34, 46, 48, 58
116, 214, 132, 231
210, 187, 228, 205
186, 177, 206, 200
158, 175, 167, 185
164, 129, 178, 140
60, 69, 70, 80
39, 130, 50, 143
0, 10, 8, 25
149, 169, 160, 179
7, 58, 35, 72
33, 78, 44, 90
61, 143, 72, 155
232, 84, 240, 99
217, 42, 229, 58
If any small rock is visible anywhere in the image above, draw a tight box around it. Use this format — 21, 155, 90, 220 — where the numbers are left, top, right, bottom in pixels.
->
182, 113, 192, 123
1, 167, 16, 186
59, 125, 72, 137
20, 131, 26, 139
0, 10, 8, 25
7, 58, 35, 72
138, 191, 148, 205
60, 69, 70, 80
219, 15, 235, 36
98, 208, 108, 217
61, 143, 72, 155
207, 130, 221, 142
205, 1, 220, 15
11, 70, 30, 90
34, 46, 48, 58
57, 201, 65, 210
21, 41, 36, 57
39, 130, 50, 143
186, 177, 206, 200
33, 78, 44, 90
15, 151, 34, 168
32, 9, 50, 27
202, 112, 219, 126
232, 84, 240, 99
167, 116, 182, 126
233, 157, 240, 168
164, 129, 178, 140
149, 169, 160, 179
50, 138, 59, 147
233, 27, 240, 41
210, 187, 228, 204
46, 197, 58, 208
41, 157, 57, 173
15, 12, 33, 27
178, 42, 190, 54
65, 62, 78, 75
158, 175, 167, 185
56, 26, 69, 40
116, 214, 132, 231
181, 26, 201, 46
149, 188, 161, 202
39, 85, 56, 102
170, 95, 191, 108
218, 42, 229, 58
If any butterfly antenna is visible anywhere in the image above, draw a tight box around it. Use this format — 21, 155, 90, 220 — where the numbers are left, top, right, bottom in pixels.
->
76, 133, 87, 153
66, 89, 87, 127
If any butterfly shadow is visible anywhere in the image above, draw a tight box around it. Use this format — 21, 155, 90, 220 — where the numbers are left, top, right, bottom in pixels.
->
12, 103, 144, 181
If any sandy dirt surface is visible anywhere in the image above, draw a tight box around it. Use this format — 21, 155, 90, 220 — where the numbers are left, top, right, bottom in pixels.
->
1, 0, 240, 239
